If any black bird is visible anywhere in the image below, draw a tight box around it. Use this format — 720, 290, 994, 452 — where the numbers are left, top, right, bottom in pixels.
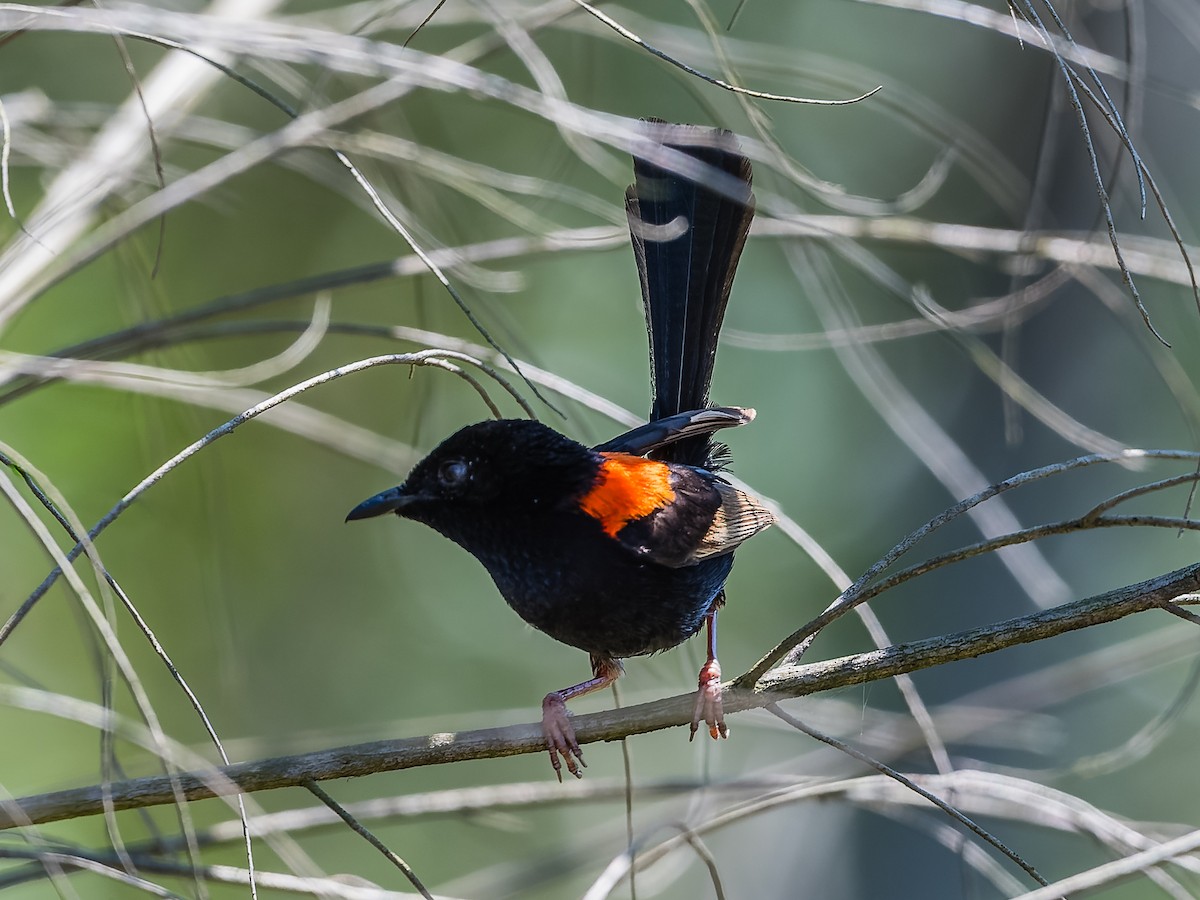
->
348, 121, 773, 779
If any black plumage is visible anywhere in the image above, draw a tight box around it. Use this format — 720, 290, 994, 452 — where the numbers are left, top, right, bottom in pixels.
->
348, 122, 770, 778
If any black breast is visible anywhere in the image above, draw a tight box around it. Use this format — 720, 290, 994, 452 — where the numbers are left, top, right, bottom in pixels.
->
464, 506, 732, 659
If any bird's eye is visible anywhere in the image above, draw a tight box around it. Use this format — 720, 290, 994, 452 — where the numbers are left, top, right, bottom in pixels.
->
438, 459, 470, 488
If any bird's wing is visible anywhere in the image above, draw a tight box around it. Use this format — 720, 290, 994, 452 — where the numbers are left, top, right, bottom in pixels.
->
593, 407, 754, 457
578, 453, 774, 568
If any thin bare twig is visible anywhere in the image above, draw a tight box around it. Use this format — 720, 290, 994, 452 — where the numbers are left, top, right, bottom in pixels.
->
303, 782, 434, 900
766, 705, 1050, 889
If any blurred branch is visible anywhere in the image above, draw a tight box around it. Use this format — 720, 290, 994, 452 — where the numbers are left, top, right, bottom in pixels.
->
0, 350, 517, 649
4, 560, 1196, 830
754, 216, 1200, 287
740, 447, 1200, 685
1013, 826, 1200, 900
564, 0, 881, 105
0, 0, 284, 328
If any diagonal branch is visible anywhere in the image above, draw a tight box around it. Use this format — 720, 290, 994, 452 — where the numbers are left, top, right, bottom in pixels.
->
3, 561, 1197, 831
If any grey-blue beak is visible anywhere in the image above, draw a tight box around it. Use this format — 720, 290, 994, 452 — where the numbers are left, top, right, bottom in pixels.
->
345, 487, 418, 522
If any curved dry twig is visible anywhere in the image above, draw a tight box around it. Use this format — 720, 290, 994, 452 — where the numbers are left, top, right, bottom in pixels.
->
584, 819, 727, 900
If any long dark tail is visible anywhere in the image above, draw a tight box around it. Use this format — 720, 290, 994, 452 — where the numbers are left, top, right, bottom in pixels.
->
625, 121, 755, 468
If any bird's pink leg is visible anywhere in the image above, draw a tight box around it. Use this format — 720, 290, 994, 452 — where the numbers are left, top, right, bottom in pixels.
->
691, 607, 727, 741
542, 654, 623, 781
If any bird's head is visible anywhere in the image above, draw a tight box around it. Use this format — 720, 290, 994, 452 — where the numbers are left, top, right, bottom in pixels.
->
346, 419, 599, 533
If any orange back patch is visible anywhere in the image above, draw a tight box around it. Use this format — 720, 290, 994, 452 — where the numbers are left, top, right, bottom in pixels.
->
579, 453, 675, 537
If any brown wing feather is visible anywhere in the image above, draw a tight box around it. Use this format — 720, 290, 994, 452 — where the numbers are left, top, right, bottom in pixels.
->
692, 480, 776, 561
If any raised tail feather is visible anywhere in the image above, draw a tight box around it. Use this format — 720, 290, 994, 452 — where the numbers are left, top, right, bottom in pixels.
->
625, 121, 755, 468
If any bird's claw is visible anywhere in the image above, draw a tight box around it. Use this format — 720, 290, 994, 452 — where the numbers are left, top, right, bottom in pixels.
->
690, 658, 728, 741
542, 692, 586, 780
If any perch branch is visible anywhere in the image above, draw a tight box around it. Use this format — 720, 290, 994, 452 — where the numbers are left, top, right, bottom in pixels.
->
3, 560, 1196, 830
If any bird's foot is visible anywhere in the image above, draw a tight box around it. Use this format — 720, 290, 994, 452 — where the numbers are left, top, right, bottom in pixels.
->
542, 692, 585, 781
690, 657, 728, 741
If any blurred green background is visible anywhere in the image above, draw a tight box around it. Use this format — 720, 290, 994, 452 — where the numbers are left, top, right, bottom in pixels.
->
2, 0, 1200, 897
